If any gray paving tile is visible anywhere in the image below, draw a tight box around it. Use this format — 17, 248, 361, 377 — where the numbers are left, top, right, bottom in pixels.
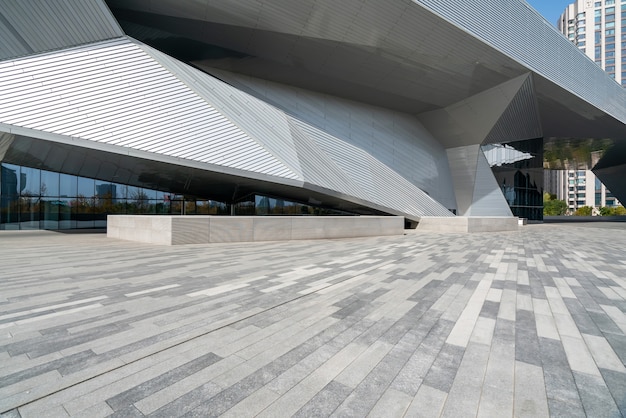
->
422, 343, 465, 394
573, 371, 622, 418
1, 225, 626, 417
292, 380, 352, 418
600, 368, 626, 417
106, 352, 222, 411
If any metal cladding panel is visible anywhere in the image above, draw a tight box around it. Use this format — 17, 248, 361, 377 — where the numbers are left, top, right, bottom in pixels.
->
290, 118, 453, 218
0, 0, 123, 60
286, 119, 366, 200
470, 149, 513, 216
484, 75, 542, 144
446, 145, 479, 216
140, 45, 304, 180
415, 0, 626, 123
207, 69, 457, 211
0, 39, 298, 180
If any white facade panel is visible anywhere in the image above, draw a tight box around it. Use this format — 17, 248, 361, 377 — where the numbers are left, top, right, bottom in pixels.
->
0, 39, 299, 181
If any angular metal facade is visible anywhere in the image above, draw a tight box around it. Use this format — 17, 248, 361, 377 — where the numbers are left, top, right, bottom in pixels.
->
1, 0, 625, 228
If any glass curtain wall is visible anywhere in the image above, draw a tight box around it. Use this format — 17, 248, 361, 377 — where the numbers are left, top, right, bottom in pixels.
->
482, 138, 544, 221
1, 163, 355, 230
0, 163, 229, 230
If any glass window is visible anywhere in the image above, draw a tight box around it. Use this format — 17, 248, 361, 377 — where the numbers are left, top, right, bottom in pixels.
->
607, 58, 616, 64
40, 198, 59, 230
20, 166, 40, 197
606, 65, 616, 71
19, 195, 40, 229
606, 36, 616, 42
606, 14, 616, 21
59, 173, 77, 197
57, 198, 75, 229
606, 21, 616, 29
40, 170, 59, 197
606, 6, 615, 12
594, 2, 601, 7
606, 28, 616, 34
77, 177, 94, 198
95, 180, 119, 199
1, 163, 20, 196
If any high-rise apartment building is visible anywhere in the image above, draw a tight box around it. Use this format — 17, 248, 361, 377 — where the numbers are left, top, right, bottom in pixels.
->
546, 169, 622, 213
554, 1, 625, 213
559, 0, 626, 86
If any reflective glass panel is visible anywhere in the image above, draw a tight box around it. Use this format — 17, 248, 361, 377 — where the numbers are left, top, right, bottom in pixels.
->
77, 177, 95, 198
59, 173, 77, 197
20, 166, 40, 197
40, 170, 60, 197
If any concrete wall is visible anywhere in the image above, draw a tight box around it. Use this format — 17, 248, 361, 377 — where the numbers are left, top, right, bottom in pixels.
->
417, 216, 519, 233
107, 215, 405, 245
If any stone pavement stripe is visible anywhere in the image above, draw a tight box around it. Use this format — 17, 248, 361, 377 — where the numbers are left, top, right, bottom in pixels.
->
0, 304, 104, 329
537, 337, 584, 416
513, 360, 550, 418
186, 283, 250, 297
366, 387, 412, 417
535, 313, 560, 340
105, 352, 222, 411
220, 387, 280, 418
440, 342, 490, 418
446, 275, 493, 347
476, 319, 515, 418
573, 371, 622, 417
601, 304, 626, 334
599, 368, 626, 417
124, 284, 180, 297
497, 289, 516, 322
1, 225, 626, 416
133, 356, 245, 415
404, 384, 447, 418
333, 340, 392, 388
292, 381, 352, 418
582, 333, 626, 373
560, 335, 601, 377
0, 296, 108, 322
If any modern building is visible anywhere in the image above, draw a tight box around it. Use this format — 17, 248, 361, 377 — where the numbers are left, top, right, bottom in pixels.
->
1, 0, 626, 230
559, 0, 626, 86
546, 169, 622, 213
556, 1, 625, 213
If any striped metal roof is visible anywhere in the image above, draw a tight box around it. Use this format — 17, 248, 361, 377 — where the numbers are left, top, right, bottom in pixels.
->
0, 38, 300, 180
0, 36, 454, 219
0, 0, 123, 60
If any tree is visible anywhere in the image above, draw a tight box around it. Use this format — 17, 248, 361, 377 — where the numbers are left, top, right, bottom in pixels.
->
543, 193, 567, 216
574, 206, 593, 216
600, 205, 626, 216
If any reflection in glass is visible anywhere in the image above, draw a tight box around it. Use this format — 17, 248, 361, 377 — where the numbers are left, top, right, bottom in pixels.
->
40, 198, 60, 229
58, 198, 75, 229
41, 170, 60, 197
59, 173, 77, 197
77, 177, 95, 198
1, 162, 350, 230
483, 138, 544, 221
20, 166, 40, 197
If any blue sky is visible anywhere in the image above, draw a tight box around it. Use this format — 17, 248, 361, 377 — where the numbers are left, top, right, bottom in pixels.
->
525, 0, 573, 25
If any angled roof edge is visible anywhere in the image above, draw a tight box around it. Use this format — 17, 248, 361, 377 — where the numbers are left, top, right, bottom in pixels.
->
0, 0, 124, 62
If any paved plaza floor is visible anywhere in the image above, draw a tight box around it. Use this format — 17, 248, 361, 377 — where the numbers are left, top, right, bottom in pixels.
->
0, 223, 625, 417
